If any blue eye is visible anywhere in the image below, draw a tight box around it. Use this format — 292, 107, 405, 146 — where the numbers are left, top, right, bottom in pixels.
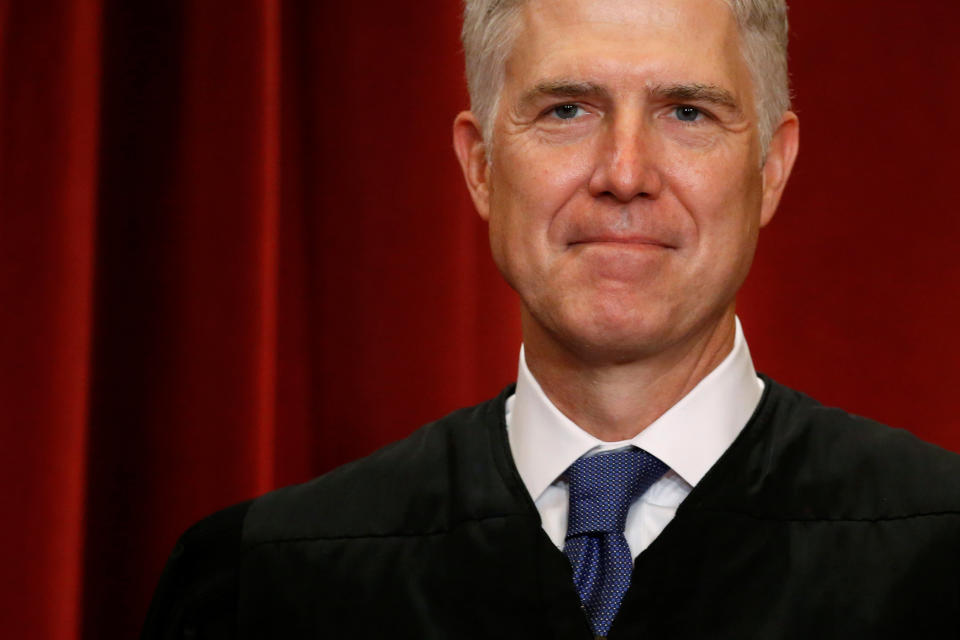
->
675, 106, 701, 122
553, 104, 582, 120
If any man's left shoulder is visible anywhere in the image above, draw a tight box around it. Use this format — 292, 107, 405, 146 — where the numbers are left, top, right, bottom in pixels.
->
743, 378, 960, 518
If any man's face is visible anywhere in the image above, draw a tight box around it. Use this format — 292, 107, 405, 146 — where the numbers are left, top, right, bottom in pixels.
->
456, 0, 797, 362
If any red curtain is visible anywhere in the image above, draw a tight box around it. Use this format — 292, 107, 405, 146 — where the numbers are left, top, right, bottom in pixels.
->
2, 2, 959, 638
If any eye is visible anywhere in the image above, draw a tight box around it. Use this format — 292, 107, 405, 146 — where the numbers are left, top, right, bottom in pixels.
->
675, 106, 702, 122
552, 104, 585, 120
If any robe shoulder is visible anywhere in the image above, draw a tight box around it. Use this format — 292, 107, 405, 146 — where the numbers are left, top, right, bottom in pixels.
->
243, 383, 526, 543
698, 378, 960, 522
140, 499, 252, 640
141, 385, 524, 638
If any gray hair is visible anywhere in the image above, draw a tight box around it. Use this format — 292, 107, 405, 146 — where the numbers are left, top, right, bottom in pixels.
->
461, 0, 791, 155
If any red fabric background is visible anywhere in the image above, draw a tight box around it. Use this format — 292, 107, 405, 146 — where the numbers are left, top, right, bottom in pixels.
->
2, 2, 958, 638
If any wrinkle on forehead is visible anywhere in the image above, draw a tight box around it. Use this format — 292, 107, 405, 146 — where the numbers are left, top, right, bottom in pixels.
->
512, 0, 742, 77
522, 0, 735, 33
504, 0, 754, 120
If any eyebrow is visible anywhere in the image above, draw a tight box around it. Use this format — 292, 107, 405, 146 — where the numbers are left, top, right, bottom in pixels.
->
651, 83, 741, 112
518, 80, 612, 108
517, 79, 742, 114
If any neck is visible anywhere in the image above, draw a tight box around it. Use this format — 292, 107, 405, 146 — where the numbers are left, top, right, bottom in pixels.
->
522, 309, 737, 442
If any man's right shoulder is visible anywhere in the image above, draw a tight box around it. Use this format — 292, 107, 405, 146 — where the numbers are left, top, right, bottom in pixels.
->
142, 386, 519, 638
243, 384, 519, 544
178, 383, 517, 556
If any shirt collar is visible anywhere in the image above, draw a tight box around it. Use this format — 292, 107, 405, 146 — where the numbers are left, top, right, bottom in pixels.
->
505, 317, 764, 503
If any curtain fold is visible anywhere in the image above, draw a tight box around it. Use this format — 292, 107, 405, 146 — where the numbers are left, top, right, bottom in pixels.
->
253, 0, 281, 495
2, 1, 959, 639
0, 2, 102, 639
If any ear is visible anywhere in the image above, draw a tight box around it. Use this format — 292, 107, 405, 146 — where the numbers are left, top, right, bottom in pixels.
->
452, 111, 491, 221
759, 111, 799, 228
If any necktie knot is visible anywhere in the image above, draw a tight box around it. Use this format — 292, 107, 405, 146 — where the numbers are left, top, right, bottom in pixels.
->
565, 447, 668, 538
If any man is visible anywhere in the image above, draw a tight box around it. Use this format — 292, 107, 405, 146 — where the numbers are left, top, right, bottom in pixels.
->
142, 0, 960, 638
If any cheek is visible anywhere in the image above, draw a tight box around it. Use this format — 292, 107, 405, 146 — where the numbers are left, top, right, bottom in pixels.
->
660, 152, 765, 293
665, 152, 762, 235
490, 139, 595, 241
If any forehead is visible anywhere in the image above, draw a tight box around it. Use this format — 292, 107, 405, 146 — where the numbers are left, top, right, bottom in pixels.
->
504, 0, 750, 102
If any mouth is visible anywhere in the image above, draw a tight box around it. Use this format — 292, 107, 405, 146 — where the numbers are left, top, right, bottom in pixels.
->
568, 235, 676, 250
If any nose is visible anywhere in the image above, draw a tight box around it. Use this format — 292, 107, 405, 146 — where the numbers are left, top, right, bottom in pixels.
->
587, 113, 663, 202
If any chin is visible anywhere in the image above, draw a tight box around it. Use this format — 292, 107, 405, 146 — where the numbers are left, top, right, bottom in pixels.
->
546, 299, 677, 364
560, 328, 669, 365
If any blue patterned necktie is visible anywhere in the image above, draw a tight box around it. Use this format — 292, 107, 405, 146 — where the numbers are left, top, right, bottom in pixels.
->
563, 448, 668, 638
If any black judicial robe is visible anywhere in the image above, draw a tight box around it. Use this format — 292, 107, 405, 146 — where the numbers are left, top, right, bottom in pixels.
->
141, 377, 960, 639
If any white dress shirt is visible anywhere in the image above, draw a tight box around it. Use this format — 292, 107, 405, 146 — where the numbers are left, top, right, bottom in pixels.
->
504, 318, 764, 559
